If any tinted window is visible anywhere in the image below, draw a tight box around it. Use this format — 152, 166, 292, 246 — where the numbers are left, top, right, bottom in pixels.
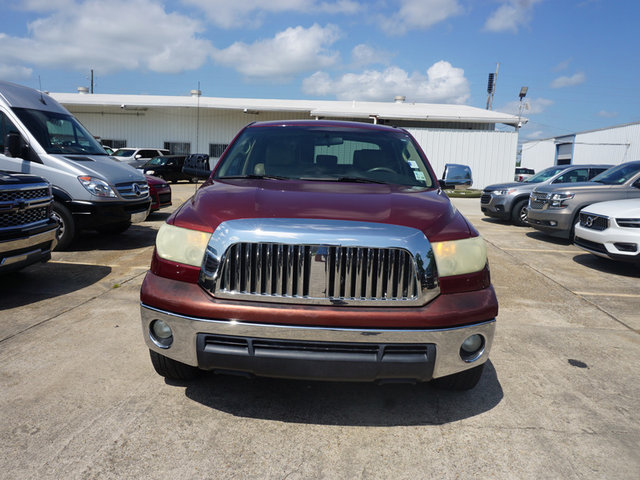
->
215, 126, 435, 187
0, 112, 20, 152
552, 168, 589, 183
591, 163, 640, 185
524, 166, 567, 183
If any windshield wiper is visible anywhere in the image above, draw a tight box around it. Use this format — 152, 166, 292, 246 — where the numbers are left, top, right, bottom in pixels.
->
297, 176, 387, 184
220, 174, 289, 180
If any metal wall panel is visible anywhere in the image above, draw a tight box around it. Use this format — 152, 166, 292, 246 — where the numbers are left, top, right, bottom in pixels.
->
573, 123, 640, 165
521, 139, 557, 172
407, 128, 518, 189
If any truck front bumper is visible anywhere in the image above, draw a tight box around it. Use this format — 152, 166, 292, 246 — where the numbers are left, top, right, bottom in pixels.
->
0, 221, 58, 273
526, 208, 575, 238
140, 303, 496, 382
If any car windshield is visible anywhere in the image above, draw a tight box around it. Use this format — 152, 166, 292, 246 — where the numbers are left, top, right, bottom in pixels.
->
524, 166, 567, 183
12, 107, 106, 155
113, 149, 135, 157
214, 125, 435, 188
591, 163, 640, 185
146, 156, 167, 166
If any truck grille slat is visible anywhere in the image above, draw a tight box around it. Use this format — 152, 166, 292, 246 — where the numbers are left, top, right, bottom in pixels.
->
207, 242, 423, 304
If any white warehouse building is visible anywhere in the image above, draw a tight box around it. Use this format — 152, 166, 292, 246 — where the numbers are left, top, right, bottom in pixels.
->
521, 121, 640, 172
51, 90, 523, 189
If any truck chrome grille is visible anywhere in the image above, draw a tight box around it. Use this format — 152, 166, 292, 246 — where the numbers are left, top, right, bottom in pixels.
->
209, 243, 419, 303
529, 193, 547, 209
199, 219, 440, 307
0, 182, 52, 229
115, 181, 149, 199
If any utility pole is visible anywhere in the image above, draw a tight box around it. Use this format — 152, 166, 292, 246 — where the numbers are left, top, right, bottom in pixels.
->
486, 62, 499, 110
90, 69, 94, 94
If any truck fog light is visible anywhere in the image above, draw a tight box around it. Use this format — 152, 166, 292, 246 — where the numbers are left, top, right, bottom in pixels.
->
150, 319, 173, 348
460, 334, 485, 362
549, 221, 557, 226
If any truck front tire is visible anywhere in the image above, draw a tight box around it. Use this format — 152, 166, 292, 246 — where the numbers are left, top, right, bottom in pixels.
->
149, 349, 200, 380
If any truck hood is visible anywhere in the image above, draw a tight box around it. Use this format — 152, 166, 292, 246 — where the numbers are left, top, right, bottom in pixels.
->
170, 179, 476, 243
54, 154, 147, 184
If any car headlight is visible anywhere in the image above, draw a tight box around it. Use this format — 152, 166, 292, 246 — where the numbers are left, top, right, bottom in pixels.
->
549, 192, 574, 208
77, 176, 117, 197
156, 223, 211, 267
494, 188, 515, 195
432, 236, 487, 277
146, 169, 155, 175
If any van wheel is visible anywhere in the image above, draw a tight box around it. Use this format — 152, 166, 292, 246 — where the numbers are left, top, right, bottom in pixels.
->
431, 363, 485, 390
51, 201, 76, 251
511, 199, 529, 226
149, 350, 200, 380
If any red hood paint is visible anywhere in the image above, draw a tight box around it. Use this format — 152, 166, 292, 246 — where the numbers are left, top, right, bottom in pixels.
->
168, 179, 476, 243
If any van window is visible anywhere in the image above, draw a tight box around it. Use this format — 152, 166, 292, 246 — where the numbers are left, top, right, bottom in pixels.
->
12, 107, 105, 155
0, 112, 20, 152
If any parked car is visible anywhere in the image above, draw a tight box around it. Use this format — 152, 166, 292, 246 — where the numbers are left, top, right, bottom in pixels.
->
574, 199, 640, 263
514, 167, 535, 182
140, 120, 498, 391
0, 171, 58, 273
145, 175, 172, 212
112, 148, 170, 169
140, 155, 190, 183
102, 145, 115, 155
181, 153, 211, 181
440, 163, 472, 189
0, 81, 151, 250
527, 161, 640, 239
481, 164, 611, 226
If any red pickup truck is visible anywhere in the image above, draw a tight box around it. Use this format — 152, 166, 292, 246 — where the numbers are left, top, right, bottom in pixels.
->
140, 120, 498, 390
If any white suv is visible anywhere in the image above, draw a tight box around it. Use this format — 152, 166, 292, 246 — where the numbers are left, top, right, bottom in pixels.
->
574, 199, 640, 263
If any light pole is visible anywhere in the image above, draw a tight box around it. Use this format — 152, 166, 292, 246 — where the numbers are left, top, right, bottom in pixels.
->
517, 86, 528, 131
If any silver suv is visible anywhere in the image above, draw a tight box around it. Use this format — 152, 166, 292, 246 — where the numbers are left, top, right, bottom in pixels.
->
113, 148, 170, 168
527, 161, 640, 239
481, 164, 611, 226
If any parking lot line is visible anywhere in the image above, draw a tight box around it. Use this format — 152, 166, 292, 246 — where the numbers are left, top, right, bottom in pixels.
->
502, 248, 572, 253
51, 260, 149, 269
574, 291, 640, 299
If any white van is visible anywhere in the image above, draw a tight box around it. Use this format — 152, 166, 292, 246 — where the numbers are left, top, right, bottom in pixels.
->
0, 81, 150, 249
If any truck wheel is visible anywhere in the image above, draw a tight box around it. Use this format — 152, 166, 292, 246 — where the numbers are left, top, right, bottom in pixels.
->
431, 363, 485, 390
51, 201, 76, 251
511, 199, 529, 226
149, 349, 200, 380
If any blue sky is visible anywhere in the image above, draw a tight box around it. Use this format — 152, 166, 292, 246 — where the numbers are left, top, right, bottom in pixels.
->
1, 0, 638, 141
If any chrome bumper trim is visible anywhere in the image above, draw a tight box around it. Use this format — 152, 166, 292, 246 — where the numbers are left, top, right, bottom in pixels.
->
141, 303, 495, 379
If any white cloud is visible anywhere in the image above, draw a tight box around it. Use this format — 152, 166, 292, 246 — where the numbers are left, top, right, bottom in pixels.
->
522, 130, 546, 140
380, 0, 463, 35
211, 24, 340, 79
0, 0, 212, 75
351, 44, 391, 67
0, 63, 33, 82
182, 0, 361, 28
484, 0, 542, 33
550, 72, 586, 88
302, 60, 470, 103
553, 58, 572, 72
597, 110, 618, 118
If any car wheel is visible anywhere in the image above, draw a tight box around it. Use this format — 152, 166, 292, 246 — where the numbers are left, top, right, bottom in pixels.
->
51, 201, 76, 251
511, 199, 529, 226
431, 363, 485, 390
149, 350, 200, 380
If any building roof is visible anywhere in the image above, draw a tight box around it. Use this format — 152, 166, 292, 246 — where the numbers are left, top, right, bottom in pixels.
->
50, 91, 524, 127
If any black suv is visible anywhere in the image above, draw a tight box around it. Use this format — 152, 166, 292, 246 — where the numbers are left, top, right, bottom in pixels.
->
1, 171, 58, 273
140, 155, 190, 183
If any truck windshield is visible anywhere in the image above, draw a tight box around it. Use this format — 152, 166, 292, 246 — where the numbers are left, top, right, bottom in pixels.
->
523, 166, 567, 183
591, 162, 640, 185
12, 107, 106, 155
214, 126, 435, 188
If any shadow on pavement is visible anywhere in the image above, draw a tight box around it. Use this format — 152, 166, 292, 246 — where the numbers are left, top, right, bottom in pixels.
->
572, 253, 640, 278
0, 262, 111, 310
525, 231, 571, 246
67, 223, 159, 252
179, 361, 503, 426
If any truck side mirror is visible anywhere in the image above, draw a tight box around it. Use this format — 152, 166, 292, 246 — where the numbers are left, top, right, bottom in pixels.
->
438, 179, 446, 189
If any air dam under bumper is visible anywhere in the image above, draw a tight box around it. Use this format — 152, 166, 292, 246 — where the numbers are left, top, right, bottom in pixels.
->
141, 304, 495, 382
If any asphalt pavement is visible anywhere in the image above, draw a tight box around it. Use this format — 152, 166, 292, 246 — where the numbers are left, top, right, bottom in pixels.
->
1, 184, 639, 479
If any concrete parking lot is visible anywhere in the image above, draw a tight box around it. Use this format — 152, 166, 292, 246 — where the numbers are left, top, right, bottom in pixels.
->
1, 183, 639, 479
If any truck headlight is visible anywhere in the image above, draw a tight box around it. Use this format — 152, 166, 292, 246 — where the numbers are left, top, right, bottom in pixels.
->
549, 192, 574, 208
78, 176, 117, 197
432, 236, 487, 277
156, 223, 211, 267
